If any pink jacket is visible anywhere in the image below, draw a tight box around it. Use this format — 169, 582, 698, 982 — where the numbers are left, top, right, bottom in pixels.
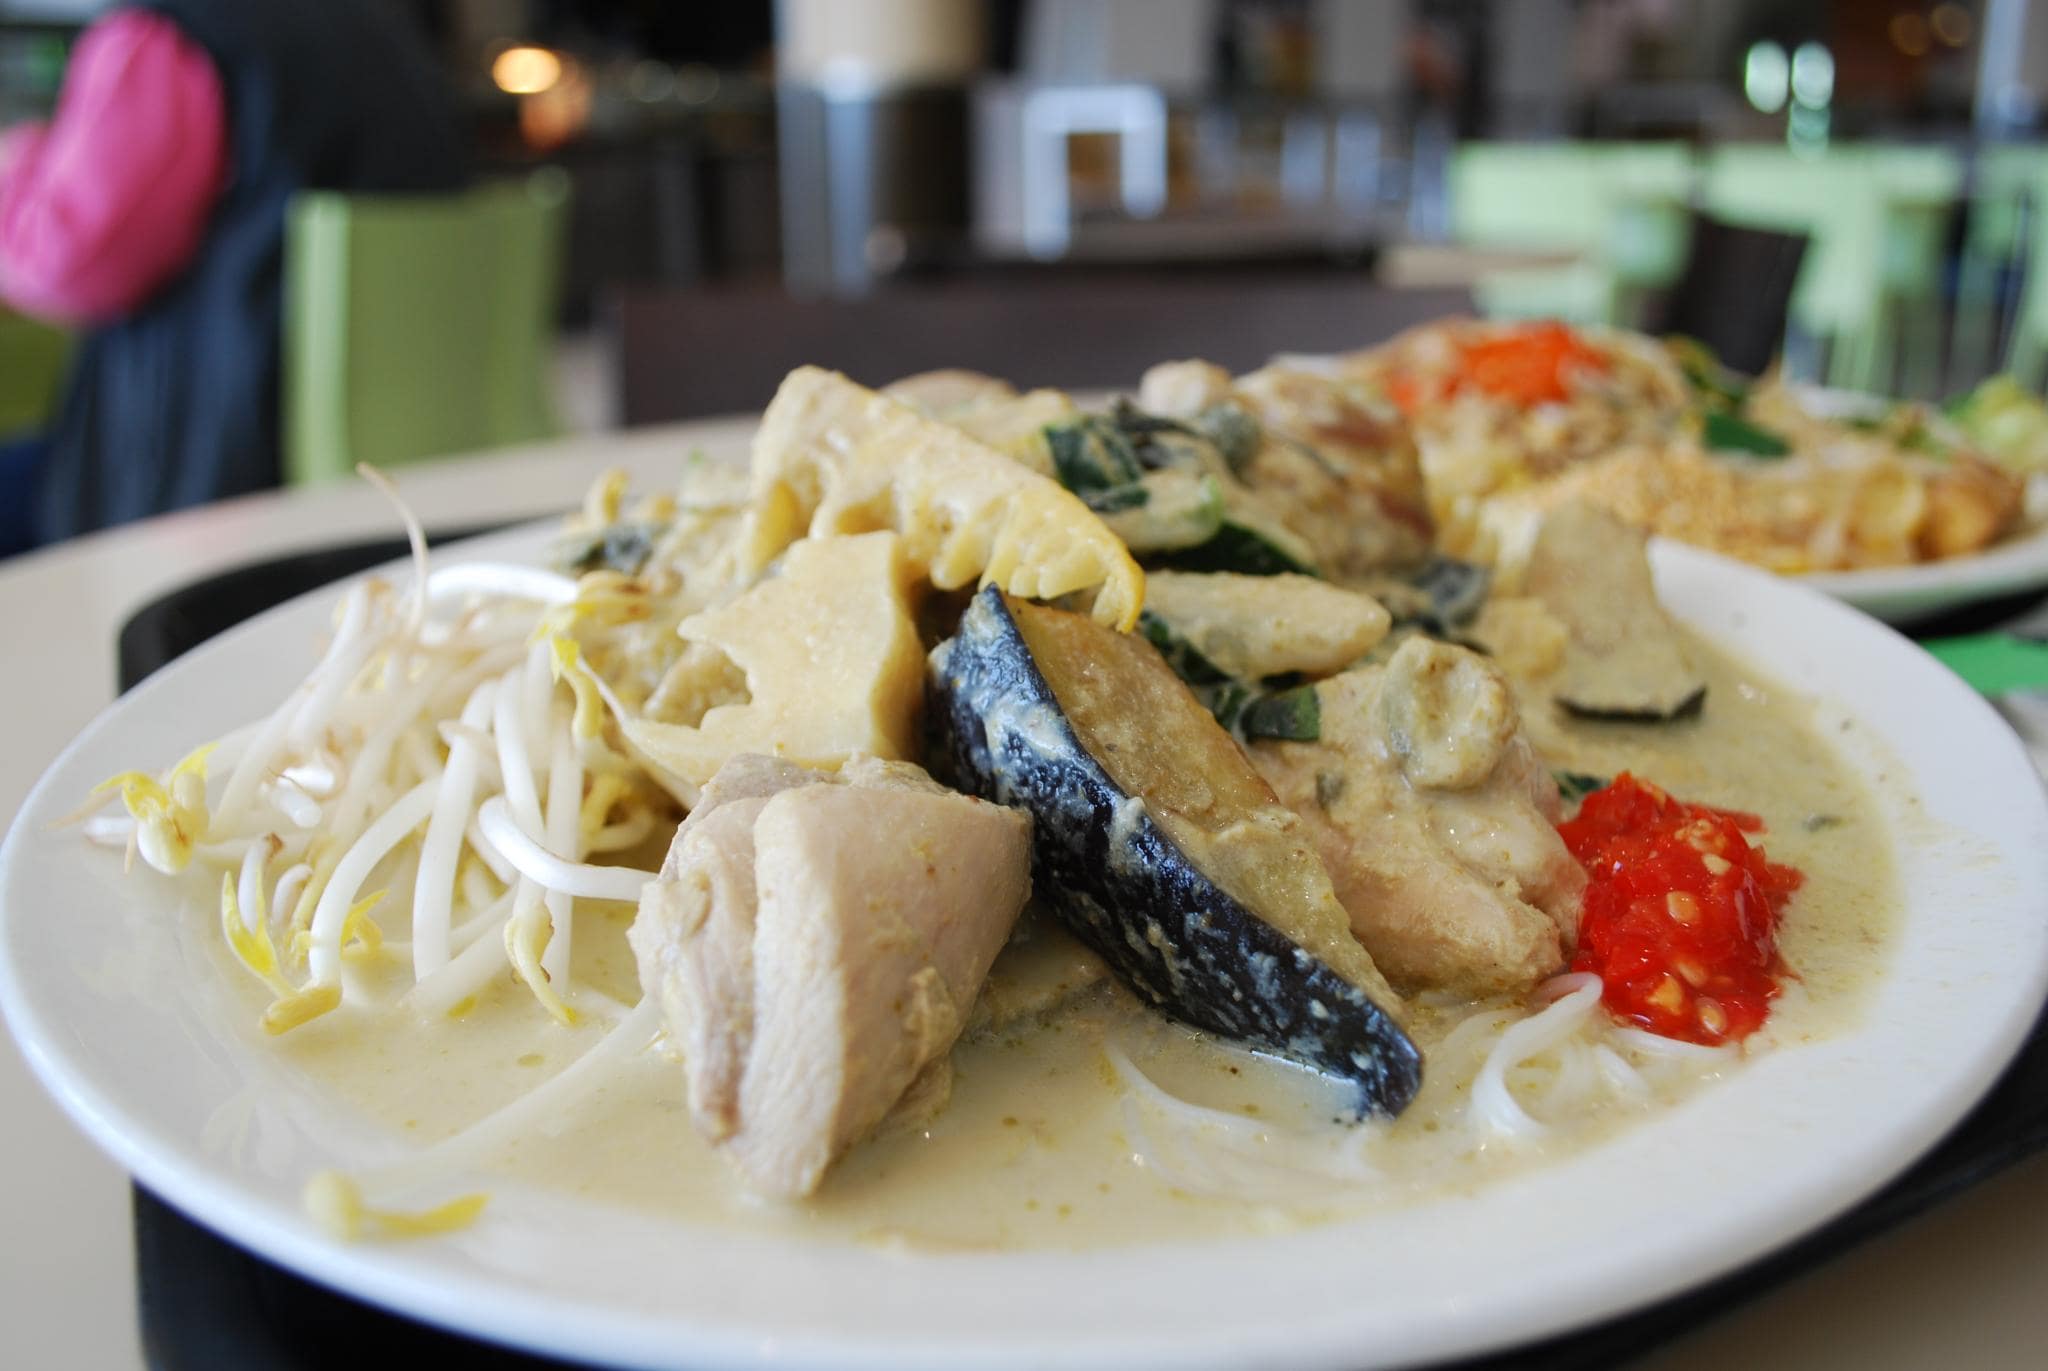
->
0, 9, 228, 326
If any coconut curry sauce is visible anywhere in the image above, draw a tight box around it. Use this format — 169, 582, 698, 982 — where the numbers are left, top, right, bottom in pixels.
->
272, 625, 1894, 1251
1514, 632, 1898, 1034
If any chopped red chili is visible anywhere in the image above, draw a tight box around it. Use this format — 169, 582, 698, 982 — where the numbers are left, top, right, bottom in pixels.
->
1388, 321, 1612, 415
1557, 773, 1804, 1045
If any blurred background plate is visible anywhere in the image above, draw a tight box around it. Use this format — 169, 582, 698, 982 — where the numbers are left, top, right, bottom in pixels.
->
1802, 502, 2048, 623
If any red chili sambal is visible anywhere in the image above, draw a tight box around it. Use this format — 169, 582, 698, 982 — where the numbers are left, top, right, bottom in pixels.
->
1557, 773, 1804, 1045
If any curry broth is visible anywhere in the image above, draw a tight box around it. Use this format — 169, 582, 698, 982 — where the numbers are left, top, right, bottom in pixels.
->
271, 627, 1895, 1250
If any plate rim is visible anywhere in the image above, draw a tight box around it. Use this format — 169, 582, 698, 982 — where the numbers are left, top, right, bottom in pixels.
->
1796, 515, 2048, 621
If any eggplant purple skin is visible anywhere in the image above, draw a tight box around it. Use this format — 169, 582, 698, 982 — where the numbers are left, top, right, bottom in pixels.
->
929, 588, 1422, 1118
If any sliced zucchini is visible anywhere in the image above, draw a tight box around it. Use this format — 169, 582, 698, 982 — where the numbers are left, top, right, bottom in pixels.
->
1402, 555, 1491, 634
1239, 684, 1320, 741
1158, 496, 1320, 577
1047, 402, 1231, 482
1048, 403, 1319, 576
1552, 769, 1609, 804
1136, 578, 1364, 744
1137, 613, 1271, 737
1138, 610, 1323, 742
1668, 335, 1751, 409
1045, 415, 1143, 492
1192, 402, 1262, 473
1096, 470, 1228, 553
550, 520, 666, 577
1138, 610, 1234, 687
1105, 403, 1195, 446
1081, 483, 1150, 515
1701, 410, 1791, 458
930, 588, 1420, 1115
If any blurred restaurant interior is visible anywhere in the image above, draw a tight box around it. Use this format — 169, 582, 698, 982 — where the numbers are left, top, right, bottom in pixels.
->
2, 0, 2048, 550
12, 9, 2048, 1368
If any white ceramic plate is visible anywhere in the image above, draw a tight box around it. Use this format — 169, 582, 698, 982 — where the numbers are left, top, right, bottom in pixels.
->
3, 525, 2046, 1371
1801, 516, 2048, 625
1783, 387, 2048, 624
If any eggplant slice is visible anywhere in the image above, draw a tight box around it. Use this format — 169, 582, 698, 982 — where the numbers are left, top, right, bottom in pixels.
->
930, 587, 1421, 1117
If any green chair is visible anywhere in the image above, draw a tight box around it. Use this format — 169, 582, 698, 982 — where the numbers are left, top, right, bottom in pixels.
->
2007, 169, 2048, 391
1952, 145, 2047, 386
1596, 143, 1697, 296
283, 171, 570, 485
0, 304, 72, 439
1700, 145, 1959, 395
1872, 145, 1965, 397
1449, 142, 1693, 326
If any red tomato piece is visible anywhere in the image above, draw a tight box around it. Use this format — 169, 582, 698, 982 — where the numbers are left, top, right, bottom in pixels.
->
1557, 773, 1803, 1045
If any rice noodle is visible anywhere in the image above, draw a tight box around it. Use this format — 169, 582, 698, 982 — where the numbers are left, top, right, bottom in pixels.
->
1105, 1042, 1380, 1204
1613, 1026, 1740, 1062
1466, 973, 1604, 1141
357, 1001, 661, 1200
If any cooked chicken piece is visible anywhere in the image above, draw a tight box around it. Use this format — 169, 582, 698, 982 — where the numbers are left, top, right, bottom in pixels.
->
1138, 359, 1435, 579
632, 755, 816, 1135
1232, 366, 1436, 574
630, 753, 1032, 1199
1377, 635, 1516, 789
1252, 638, 1584, 996
1516, 501, 1706, 720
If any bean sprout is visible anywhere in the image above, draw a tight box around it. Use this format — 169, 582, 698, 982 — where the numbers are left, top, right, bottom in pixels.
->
80, 471, 686, 1235
477, 797, 651, 903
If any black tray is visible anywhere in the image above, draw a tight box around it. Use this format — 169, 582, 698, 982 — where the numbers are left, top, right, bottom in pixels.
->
119, 535, 2048, 1371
